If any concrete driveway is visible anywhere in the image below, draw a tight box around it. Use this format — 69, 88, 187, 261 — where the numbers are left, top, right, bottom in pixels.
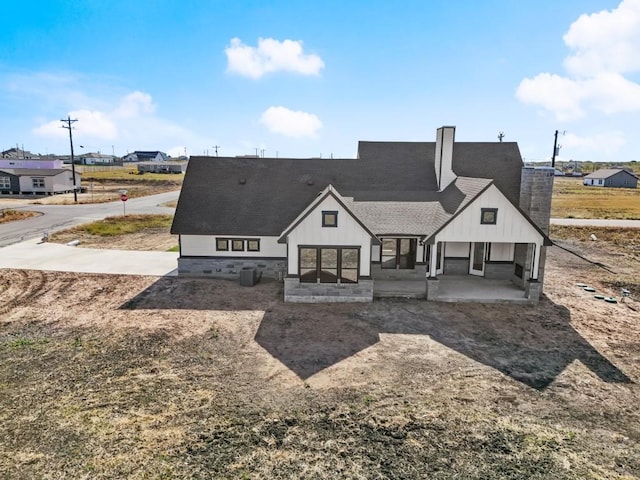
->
0, 237, 178, 276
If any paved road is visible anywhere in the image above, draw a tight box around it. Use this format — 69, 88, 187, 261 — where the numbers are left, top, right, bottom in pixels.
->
550, 218, 640, 228
0, 190, 180, 247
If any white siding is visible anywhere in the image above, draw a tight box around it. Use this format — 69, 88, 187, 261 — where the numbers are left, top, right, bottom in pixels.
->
286, 195, 373, 276
180, 235, 285, 257
445, 241, 469, 257
435, 185, 544, 245
51, 171, 77, 192
371, 244, 381, 262
489, 242, 514, 261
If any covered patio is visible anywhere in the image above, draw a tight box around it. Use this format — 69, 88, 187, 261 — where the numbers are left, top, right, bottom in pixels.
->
373, 275, 533, 304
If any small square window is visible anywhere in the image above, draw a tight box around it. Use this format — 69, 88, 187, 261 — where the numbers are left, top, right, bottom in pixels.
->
247, 239, 260, 252
481, 208, 498, 225
216, 239, 229, 251
232, 239, 245, 251
322, 211, 338, 227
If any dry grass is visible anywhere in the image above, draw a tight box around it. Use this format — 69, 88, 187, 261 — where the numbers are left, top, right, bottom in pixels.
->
552, 177, 640, 219
550, 224, 640, 298
49, 214, 176, 251
0, 209, 40, 224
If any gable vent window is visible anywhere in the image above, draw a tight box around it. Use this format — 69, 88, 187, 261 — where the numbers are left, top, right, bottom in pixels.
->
322, 211, 338, 227
481, 208, 498, 225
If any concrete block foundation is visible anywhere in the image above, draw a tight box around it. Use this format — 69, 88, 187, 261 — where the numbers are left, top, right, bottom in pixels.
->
284, 277, 374, 303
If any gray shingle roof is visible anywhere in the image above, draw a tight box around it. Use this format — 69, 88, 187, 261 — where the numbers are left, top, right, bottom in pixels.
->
346, 177, 491, 237
170, 141, 524, 236
0, 168, 73, 176
584, 168, 639, 180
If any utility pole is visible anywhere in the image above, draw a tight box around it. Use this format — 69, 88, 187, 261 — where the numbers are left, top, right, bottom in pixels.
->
213, 145, 219, 156
60, 116, 78, 203
551, 130, 559, 168
498, 131, 505, 142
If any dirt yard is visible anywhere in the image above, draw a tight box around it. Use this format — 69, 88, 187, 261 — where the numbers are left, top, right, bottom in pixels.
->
0, 240, 639, 478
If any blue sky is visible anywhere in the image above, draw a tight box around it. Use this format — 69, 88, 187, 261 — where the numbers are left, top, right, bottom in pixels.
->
1, 0, 638, 162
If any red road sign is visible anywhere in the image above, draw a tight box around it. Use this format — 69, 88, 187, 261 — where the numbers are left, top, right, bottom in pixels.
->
121, 194, 128, 202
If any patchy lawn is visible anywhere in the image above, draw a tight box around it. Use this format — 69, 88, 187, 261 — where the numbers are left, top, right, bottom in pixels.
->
49, 214, 176, 251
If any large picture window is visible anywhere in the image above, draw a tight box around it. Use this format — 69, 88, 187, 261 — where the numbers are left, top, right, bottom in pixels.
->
299, 246, 359, 283
0, 176, 10, 189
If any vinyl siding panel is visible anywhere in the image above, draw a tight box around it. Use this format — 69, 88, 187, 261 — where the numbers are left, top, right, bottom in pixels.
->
436, 185, 544, 244
286, 195, 372, 276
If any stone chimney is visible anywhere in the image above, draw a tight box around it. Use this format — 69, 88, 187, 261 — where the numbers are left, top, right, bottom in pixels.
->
435, 126, 457, 191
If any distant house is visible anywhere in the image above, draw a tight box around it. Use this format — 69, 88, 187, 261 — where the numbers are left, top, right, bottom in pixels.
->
171, 126, 553, 304
136, 161, 187, 174
77, 152, 118, 165
0, 168, 81, 195
1, 148, 36, 159
583, 168, 638, 188
123, 151, 168, 162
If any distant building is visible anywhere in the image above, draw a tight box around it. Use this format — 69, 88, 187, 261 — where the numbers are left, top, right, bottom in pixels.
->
76, 152, 118, 165
583, 168, 638, 188
123, 151, 168, 162
2, 148, 35, 159
136, 161, 187, 174
0, 168, 81, 195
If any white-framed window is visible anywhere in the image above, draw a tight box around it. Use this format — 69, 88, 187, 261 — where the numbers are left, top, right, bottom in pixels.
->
0, 176, 10, 189
32, 177, 45, 188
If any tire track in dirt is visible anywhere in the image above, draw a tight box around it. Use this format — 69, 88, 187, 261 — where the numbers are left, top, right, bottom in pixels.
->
0, 270, 48, 316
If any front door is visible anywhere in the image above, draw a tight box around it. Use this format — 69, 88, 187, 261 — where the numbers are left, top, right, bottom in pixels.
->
469, 242, 485, 276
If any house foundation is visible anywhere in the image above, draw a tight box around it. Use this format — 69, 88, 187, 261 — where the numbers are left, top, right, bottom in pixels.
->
284, 277, 374, 303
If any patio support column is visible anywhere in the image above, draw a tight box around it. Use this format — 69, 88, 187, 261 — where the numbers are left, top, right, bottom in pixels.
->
530, 242, 540, 280
428, 242, 439, 278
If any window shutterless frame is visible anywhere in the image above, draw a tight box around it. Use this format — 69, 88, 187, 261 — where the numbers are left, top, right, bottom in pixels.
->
481, 208, 498, 225
298, 246, 359, 283
322, 211, 338, 227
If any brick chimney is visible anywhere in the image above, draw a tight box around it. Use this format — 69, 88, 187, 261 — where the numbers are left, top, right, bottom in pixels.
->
435, 126, 456, 191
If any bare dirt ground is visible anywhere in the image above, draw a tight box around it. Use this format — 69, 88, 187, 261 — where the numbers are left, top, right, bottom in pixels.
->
50, 228, 178, 251
0, 241, 639, 478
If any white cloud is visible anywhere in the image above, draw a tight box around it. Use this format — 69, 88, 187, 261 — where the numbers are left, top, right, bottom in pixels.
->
114, 91, 156, 118
516, 0, 640, 120
259, 106, 322, 138
563, 131, 626, 156
33, 109, 118, 140
563, 0, 640, 76
225, 37, 324, 79
516, 72, 640, 120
